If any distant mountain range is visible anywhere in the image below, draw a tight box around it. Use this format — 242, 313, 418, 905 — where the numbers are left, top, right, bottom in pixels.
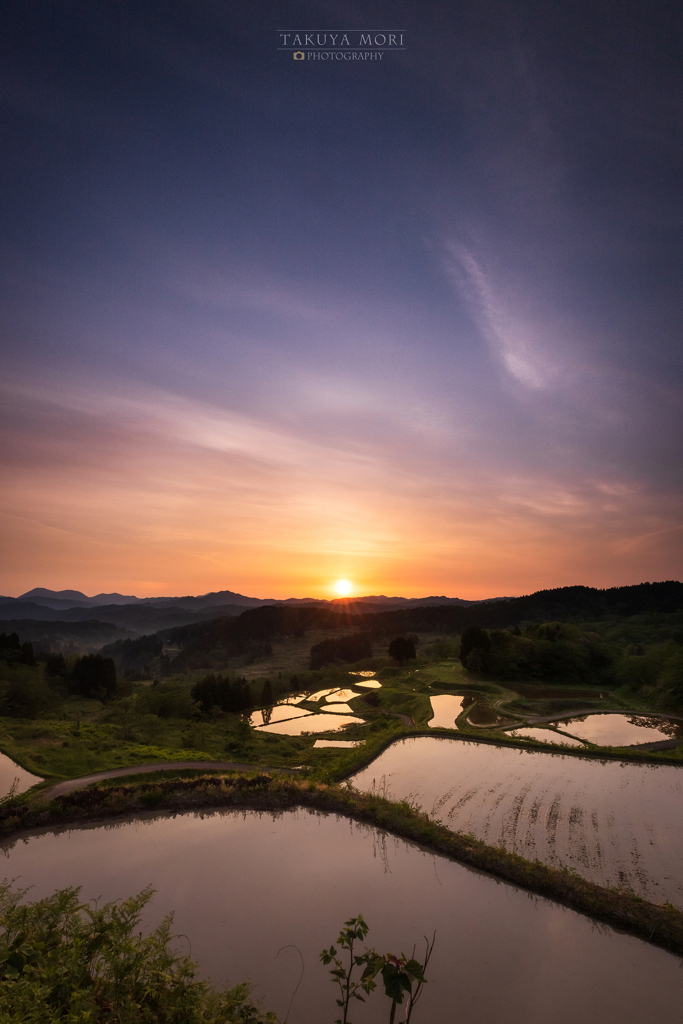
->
0, 587, 513, 637
4, 587, 271, 610
1, 586, 511, 613
3, 581, 681, 656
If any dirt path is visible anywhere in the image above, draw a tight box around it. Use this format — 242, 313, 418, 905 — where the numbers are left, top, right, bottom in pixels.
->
41, 761, 300, 800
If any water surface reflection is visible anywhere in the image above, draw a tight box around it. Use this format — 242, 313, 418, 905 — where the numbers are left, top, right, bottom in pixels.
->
350, 736, 683, 906
312, 739, 361, 748
428, 694, 465, 728
506, 727, 585, 747
0, 752, 42, 798
552, 713, 683, 746
249, 706, 311, 727
257, 713, 365, 735
0, 809, 680, 1023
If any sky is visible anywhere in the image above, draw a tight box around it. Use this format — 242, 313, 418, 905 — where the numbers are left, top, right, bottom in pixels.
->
1, 0, 682, 600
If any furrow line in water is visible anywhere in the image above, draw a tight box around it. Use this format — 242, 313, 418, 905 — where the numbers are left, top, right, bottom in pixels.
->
501, 782, 532, 849
349, 736, 683, 907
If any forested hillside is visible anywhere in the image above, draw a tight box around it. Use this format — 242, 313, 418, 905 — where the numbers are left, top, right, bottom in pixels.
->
100, 581, 681, 669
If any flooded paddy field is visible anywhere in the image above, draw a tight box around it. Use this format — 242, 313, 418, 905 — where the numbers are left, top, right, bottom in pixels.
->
350, 736, 683, 907
1, 808, 681, 1023
0, 751, 42, 798
428, 694, 465, 727
506, 727, 586, 747
247, 682, 373, 734
251, 711, 365, 735
551, 713, 683, 747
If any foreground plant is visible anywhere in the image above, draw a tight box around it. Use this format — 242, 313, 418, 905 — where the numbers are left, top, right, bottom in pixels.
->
0, 882, 275, 1023
320, 915, 435, 1024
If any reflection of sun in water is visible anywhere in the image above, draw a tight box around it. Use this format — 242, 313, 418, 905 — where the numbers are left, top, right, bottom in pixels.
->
334, 579, 352, 596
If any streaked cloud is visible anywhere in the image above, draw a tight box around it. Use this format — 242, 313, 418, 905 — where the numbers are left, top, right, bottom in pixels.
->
444, 242, 563, 389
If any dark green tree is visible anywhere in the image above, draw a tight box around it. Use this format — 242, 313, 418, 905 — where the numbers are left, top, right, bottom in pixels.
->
71, 655, 117, 699
0, 633, 20, 652
388, 636, 416, 664
45, 652, 67, 676
459, 626, 491, 668
310, 634, 373, 669
20, 642, 37, 666
260, 679, 273, 706
0, 668, 59, 718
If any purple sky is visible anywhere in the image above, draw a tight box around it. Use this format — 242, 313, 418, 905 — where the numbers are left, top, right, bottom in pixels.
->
1, 1, 681, 599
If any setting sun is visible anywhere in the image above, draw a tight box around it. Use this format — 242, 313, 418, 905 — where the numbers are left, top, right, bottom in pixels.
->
334, 579, 353, 597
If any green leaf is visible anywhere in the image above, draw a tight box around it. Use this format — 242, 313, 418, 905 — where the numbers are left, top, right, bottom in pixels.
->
403, 958, 426, 983
381, 963, 413, 1003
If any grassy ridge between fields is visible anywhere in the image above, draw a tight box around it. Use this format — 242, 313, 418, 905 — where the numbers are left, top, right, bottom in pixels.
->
1, 772, 682, 961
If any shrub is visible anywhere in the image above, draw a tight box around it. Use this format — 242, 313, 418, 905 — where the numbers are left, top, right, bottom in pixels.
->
0, 882, 275, 1022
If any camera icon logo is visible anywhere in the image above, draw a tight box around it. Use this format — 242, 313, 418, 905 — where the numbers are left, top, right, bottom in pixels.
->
293, 51, 305, 60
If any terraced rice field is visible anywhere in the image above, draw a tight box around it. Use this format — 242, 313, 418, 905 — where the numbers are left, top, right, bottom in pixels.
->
505, 727, 585, 747
350, 736, 683, 907
428, 694, 465, 727
1, 809, 681, 1022
552, 713, 683, 746
0, 751, 42, 798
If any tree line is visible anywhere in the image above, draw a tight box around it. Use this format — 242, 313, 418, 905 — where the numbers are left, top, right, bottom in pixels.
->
0, 641, 119, 718
190, 673, 255, 714
459, 622, 683, 702
100, 581, 683, 677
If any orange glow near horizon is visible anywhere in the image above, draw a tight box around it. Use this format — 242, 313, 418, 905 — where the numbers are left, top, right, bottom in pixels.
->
0, 381, 681, 602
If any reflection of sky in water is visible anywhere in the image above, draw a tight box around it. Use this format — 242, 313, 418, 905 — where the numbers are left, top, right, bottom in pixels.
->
349, 671, 376, 677
277, 694, 308, 705
350, 736, 683, 907
325, 689, 359, 702
322, 703, 354, 714
555, 714, 681, 746
257, 713, 365, 735
428, 695, 465, 728
312, 739, 361, 748
250, 706, 312, 727
306, 689, 340, 702
356, 680, 381, 689
1, 810, 680, 1022
0, 752, 42, 798
507, 728, 585, 747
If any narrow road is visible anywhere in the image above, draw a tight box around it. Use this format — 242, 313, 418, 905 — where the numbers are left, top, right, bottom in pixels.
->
41, 760, 300, 801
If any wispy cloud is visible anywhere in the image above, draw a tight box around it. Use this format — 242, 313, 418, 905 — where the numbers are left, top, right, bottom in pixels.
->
444, 242, 563, 389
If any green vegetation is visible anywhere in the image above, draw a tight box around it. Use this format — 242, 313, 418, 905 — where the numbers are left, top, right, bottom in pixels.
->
1, 587, 683, 785
0, 882, 274, 1022
387, 636, 417, 664
320, 915, 434, 1024
0, 878, 436, 1024
310, 634, 373, 669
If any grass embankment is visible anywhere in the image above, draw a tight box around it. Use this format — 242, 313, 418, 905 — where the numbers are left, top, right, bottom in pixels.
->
1, 772, 682, 960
